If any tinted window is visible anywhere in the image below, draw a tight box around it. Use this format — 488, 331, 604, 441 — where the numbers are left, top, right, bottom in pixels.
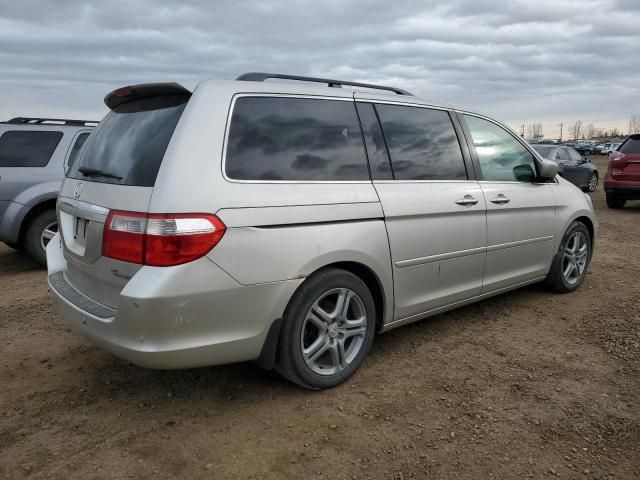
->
464, 115, 537, 182
226, 97, 368, 181
376, 105, 466, 180
556, 148, 571, 161
0, 131, 63, 167
619, 136, 640, 154
68, 95, 188, 186
355, 102, 392, 180
568, 149, 583, 162
66, 132, 90, 172
532, 145, 555, 158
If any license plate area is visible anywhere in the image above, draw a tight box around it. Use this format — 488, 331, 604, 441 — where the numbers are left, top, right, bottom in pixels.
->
74, 217, 90, 246
57, 197, 109, 263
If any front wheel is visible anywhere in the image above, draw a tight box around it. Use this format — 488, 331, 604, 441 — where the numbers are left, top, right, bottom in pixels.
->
585, 172, 598, 192
543, 221, 592, 293
276, 268, 376, 389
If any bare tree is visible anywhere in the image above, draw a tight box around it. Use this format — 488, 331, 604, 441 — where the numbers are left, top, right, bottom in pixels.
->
583, 123, 595, 140
569, 121, 582, 140
526, 122, 544, 142
628, 115, 640, 135
610, 127, 621, 138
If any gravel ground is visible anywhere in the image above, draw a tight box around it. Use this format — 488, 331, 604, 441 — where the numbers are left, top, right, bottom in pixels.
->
1, 156, 638, 479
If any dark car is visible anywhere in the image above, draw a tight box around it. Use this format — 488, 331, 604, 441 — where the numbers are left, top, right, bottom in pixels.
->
532, 144, 599, 192
604, 134, 640, 208
574, 143, 595, 155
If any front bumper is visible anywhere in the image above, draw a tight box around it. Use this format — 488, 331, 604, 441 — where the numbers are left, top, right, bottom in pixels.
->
47, 234, 301, 369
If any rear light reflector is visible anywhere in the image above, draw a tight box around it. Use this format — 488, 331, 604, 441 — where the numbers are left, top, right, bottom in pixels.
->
102, 211, 225, 266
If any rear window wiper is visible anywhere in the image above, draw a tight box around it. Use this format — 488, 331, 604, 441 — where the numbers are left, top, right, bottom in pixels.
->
78, 167, 123, 181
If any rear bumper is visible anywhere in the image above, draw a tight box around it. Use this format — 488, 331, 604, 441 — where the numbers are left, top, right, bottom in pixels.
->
46, 234, 301, 369
603, 177, 640, 199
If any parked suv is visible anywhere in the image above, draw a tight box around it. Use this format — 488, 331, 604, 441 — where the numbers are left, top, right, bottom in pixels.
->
47, 74, 597, 389
0, 117, 96, 265
604, 134, 640, 208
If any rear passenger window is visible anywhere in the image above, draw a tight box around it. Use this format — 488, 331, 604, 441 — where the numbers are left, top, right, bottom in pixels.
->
375, 105, 467, 180
226, 97, 369, 181
0, 131, 63, 167
355, 102, 392, 180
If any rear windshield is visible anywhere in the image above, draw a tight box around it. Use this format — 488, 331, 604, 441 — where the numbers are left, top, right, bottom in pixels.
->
619, 136, 640, 154
67, 95, 188, 186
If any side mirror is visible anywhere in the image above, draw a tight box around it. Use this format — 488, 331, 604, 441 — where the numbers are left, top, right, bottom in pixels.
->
513, 164, 536, 182
539, 158, 559, 179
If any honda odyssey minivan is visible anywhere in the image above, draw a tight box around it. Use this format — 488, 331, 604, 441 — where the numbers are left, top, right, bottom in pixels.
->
47, 73, 597, 389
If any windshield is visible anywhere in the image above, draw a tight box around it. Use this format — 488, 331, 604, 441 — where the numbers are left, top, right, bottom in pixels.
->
67, 94, 188, 186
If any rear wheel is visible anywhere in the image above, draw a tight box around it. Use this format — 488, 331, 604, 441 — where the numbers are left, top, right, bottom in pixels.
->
276, 268, 376, 389
585, 172, 598, 192
24, 209, 57, 267
606, 194, 626, 209
544, 221, 591, 293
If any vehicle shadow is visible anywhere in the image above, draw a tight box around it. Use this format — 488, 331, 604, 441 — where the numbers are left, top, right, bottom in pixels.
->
0, 244, 42, 275
80, 283, 549, 406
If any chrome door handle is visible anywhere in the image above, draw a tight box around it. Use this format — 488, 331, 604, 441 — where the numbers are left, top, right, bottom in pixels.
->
490, 194, 510, 205
455, 195, 479, 206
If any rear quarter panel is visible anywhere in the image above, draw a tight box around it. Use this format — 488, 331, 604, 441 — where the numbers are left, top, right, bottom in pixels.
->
149, 82, 394, 324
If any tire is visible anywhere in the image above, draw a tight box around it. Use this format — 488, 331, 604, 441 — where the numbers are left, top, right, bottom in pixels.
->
543, 221, 592, 293
24, 209, 58, 267
585, 172, 598, 192
606, 194, 626, 209
276, 268, 376, 390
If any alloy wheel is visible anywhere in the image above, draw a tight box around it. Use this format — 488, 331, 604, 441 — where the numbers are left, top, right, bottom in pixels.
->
300, 288, 368, 376
562, 231, 588, 285
40, 221, 58, 252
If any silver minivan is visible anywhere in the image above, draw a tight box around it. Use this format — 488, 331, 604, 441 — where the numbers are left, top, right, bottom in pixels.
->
47, 73, 597, 389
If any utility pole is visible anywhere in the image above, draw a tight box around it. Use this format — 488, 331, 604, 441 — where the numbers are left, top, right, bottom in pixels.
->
521, 124, 525, 138
558, 122, 563, 142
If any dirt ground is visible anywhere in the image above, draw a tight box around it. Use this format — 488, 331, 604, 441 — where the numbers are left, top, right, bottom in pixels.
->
1, 156, 638, 480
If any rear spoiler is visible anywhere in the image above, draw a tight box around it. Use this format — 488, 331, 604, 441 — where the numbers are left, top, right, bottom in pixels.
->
104, 83, 191, 110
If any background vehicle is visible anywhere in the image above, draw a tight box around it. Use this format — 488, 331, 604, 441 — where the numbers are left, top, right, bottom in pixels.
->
47, 74, 596, 389
532, 144, 599, 191
601, 143, 621, 154
0, 117, 96, 265
574, 143, 595, 155
604, 134, 640, 208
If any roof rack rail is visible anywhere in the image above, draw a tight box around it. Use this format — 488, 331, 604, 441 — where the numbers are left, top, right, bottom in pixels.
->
3, 117, 99, 127
236, 72, 414, 96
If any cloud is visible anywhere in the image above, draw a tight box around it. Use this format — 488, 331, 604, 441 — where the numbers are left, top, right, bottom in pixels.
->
1, 0, 638, 138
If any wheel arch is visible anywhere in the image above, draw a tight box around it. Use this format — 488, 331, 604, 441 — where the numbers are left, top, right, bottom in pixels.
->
18, 198, 58, 244
322, 261, 387, 331
573, 215, 595, 244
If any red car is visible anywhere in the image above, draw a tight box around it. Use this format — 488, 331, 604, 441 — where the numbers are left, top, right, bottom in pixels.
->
604, 134, 640, 209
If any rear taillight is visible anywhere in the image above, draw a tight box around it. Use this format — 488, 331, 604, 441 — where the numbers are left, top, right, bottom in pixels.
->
102, 211, 225, 266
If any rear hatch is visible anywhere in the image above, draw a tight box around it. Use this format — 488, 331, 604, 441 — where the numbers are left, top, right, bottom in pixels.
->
609, 135, 640, 183
58, 84, 190, 308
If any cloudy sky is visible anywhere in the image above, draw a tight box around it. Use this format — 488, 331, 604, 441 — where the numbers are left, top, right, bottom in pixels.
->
1, 0, 639, 139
